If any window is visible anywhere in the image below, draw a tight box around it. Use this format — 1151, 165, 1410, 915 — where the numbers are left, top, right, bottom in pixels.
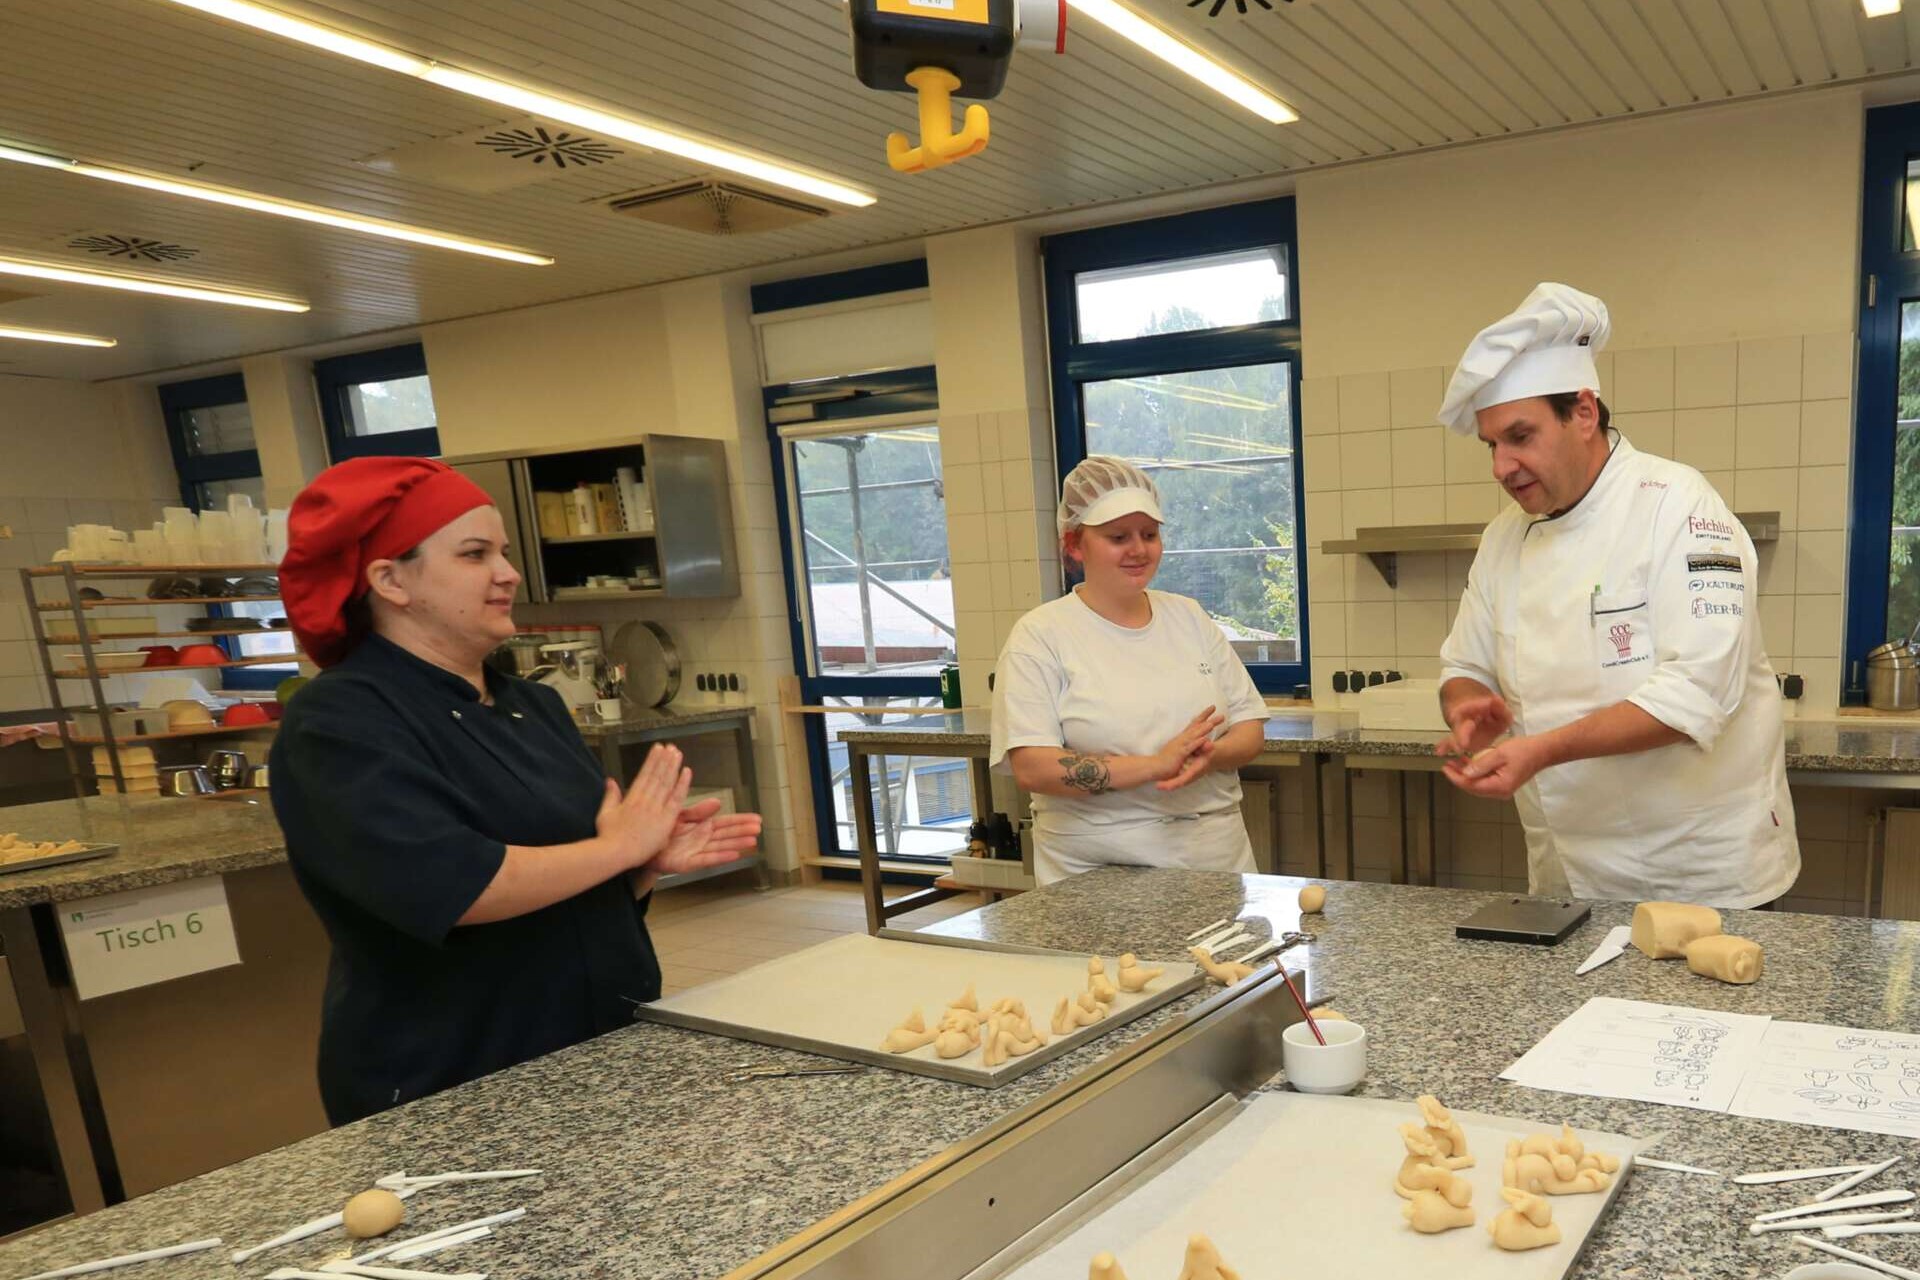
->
1849, 106, 1920, 694
315, 342, 440, 460
158, 374, 262, 513
1042, 199, 1307, 689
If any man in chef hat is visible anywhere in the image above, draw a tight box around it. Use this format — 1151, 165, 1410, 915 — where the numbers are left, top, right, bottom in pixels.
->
1432, 283, 1798, 907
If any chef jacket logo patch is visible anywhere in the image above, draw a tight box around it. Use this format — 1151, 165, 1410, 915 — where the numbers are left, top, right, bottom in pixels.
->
1688, 577, 1744, 593
1691, 598, 1743, 619
1198, 660, 1213, 676
1688, 516, 1736, 538
1686, 552, 1742, 576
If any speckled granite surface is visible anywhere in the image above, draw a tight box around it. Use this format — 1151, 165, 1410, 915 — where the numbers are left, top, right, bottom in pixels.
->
6, 869, 1918, 1280
841, 712, 1920, 775
0, 795, 283, 908
574, 704, 751, 739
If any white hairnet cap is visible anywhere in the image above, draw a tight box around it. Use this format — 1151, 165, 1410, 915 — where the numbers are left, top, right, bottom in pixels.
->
1057, 455, 1165, 537
1436, 282, 1610, 434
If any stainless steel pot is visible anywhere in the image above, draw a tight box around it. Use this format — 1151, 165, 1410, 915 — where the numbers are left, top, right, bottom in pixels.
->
161, 765, 215, 797
205, 749, 250, 790
1867, 617, 1920, 710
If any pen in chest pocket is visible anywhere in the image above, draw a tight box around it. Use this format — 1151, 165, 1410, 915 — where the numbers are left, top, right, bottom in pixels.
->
1589, 583, 1599, 630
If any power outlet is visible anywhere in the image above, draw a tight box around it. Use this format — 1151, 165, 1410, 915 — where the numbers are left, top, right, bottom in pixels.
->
691, 670, 748, 702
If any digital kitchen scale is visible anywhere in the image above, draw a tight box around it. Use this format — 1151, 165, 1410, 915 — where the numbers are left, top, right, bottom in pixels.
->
1454, 896, 1592, 946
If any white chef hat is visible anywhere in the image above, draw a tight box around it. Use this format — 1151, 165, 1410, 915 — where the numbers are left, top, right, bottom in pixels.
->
1057, 455, 1164, 537
1435, 282, 1611, 435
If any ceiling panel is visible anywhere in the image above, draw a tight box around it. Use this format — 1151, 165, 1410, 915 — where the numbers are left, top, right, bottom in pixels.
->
0, 0, 1914, 382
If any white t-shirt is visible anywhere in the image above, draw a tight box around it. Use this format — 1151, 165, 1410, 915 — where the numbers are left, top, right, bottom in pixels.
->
990, 589, 1269, 864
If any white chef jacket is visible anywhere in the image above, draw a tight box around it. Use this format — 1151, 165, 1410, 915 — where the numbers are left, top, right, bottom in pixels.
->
990, 588, 1269, 885
1439, 434, 1799, 908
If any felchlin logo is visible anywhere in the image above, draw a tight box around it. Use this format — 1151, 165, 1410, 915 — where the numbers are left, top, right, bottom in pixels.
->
1608, 623, 1634, 659
1687, 516, 1735, 537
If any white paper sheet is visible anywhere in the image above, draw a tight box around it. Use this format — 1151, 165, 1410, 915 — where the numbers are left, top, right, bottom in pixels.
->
1728, 1020, 1920, 1139
1499, 997, 1772, 1112
992, 1094, 1634, 1280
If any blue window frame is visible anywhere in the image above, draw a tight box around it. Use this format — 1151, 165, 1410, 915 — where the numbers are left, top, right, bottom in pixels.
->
315, 342, 441, 461
1042, 197, 1308, 693
1848, 104, 1920, 700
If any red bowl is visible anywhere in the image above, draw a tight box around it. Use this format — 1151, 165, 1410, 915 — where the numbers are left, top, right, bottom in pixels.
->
221, 702, 271, 727
175, 644, 229, 667
139, 645, 179, 668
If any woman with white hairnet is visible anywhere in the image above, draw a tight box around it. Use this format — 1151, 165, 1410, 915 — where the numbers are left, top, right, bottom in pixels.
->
989, 456, 1271, 885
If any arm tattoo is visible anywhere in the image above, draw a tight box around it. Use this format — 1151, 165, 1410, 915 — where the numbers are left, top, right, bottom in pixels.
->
1057, 752, 1112, 795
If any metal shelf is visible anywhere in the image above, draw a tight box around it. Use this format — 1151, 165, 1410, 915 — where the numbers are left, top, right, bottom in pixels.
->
38, 595, 281, 610
26, 562, 280, 578
541, 530, 657, 545
50, 654, 302, 679
65, 721, 280, 745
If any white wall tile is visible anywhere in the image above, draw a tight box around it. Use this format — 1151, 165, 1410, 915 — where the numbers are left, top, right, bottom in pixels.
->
1347, 602, 1395, 650
977, 412, 1002, 464
1302, 376, 1339, 437
1735, 468, 1799, 531
1757, 535, 1796, 595
1307, 546, 1344, 605
1396, 551, 1449, 601
1395, 600, 1447, 653
952, 562, 992, 614
1303, 493, 1342, 548
947, 513, 986, 564
989, 561, 1013, 611
1756, 593, 1794, 657
1390, 430, 1443, 489
1338, 372, 1391, 433
984, 514, 1010, 565
1796, 530, 1847, 596
1443, 427, 1486, 485
1007, 509, 1041, 563
1347, 554, 1396, 603
1393, 486, 1447, 527
1340, 432, 1394, 489
1797, 465, 1848, 532
1802, 331, 1855, 401
1736, 335, 1803, 404
1793, 595, 1842, 658
1308, 601, 1346, 655
1735, 402, 1800, 470
1342, 488, 1394, 538
23, 498, 67, 533
1613, 410, 1673, 458
1701, 471, 1735, 504
1303, 434, 1341, 493
1673, 407, 1736, 472
1799, 657, 1843, 712
1444, 483, 1500, 524
1000, 459, 1032, 513
1798, 397, 1852, 467
1610, 346, 1674, 412
1389, 366, 1444, 429
945, 463, 984, 515
1675, 342, 1737, 409
997, 409, 1032, 462
1012, 566, 1044, 612
940, 413, 979, 465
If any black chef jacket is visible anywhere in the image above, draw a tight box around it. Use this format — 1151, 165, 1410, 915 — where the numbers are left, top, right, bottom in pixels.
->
269, 632, 661, 1124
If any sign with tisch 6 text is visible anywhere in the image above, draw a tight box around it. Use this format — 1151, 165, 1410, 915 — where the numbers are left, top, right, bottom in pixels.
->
58, 876, 241, 1000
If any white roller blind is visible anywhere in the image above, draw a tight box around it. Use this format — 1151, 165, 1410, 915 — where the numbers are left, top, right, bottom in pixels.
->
754, 291, 934, 385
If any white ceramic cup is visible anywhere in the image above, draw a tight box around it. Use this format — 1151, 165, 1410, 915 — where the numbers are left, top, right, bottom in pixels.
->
595, 698, 623, 722
1281, 1018, 1367, 1094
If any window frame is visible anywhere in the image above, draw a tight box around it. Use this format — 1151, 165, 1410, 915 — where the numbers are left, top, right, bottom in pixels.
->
1041, 197, 1308, 693
1847, 104, 1918, 699
158, 373, 261, 512
314, 341, 441, 461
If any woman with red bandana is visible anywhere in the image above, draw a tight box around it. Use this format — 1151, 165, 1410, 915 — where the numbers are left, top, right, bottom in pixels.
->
270, 457, 760, 1124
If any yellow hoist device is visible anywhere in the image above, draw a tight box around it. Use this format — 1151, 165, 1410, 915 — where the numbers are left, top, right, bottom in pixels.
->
849, 0, 1066, 173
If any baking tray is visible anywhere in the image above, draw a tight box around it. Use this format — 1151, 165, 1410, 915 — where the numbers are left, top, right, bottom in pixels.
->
0, 842, 116, 877
637, 930, 1204, 1087
979, 1092, 1637, 1280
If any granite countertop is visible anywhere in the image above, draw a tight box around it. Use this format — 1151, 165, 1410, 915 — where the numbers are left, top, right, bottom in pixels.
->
4, 871, 1916, 1280
840, 711, 1920, 774
574, 704, 752, 739
0, 795, 285, 909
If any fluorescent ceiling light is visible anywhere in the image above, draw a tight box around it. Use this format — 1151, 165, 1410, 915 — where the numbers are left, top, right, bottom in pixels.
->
158, 0, 877, 208
1067, 0, 1296, 123
1863, 0, 1901, 15
0, 145, 552, 266
0, 324, 117, 348
0, 257, 308, 312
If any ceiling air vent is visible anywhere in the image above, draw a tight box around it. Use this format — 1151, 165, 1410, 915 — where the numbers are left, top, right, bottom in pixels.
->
67, 233, 198, 263
601, 179, 828, 235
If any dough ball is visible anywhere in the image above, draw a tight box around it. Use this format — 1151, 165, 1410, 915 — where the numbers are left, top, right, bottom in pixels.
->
1629, 901, 1722, 959
342, 1188, 406, 1239
1298, 884, 1327, 913
1684, 934, 1764, 984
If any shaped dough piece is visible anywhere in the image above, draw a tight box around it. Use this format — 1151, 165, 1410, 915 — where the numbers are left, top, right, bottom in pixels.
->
938, 1007, 981, 1035
1075, 990, 1109, 1022
1416, 1095, 1474, 1169
1115, 952, 1164, 993
1503, 1140, 1610, 1195
1175, 1234, 1242, 1280
949, 982, 979, 1012
1630, 901, 1723, 959
1394, 1124, 1448, 1199
1298, 884, 1326, 913
1684, 934, 1764, 984
1087, 957, 1120, 1005
1539, 1122, 1619, 1174
1189, 946, 1256, 986
935, 1025, 979, 1059
1054, 995, 1103, 1032
1399, 1161, 1473, 1209
1489, 1187, 1561, 1250
1402, 1188, 1476, 1233
342, 1189, 406, 1239
984, 997, 1028, 1020
881, 1007, 939, 1053
1088, 1254, 1129, 1280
